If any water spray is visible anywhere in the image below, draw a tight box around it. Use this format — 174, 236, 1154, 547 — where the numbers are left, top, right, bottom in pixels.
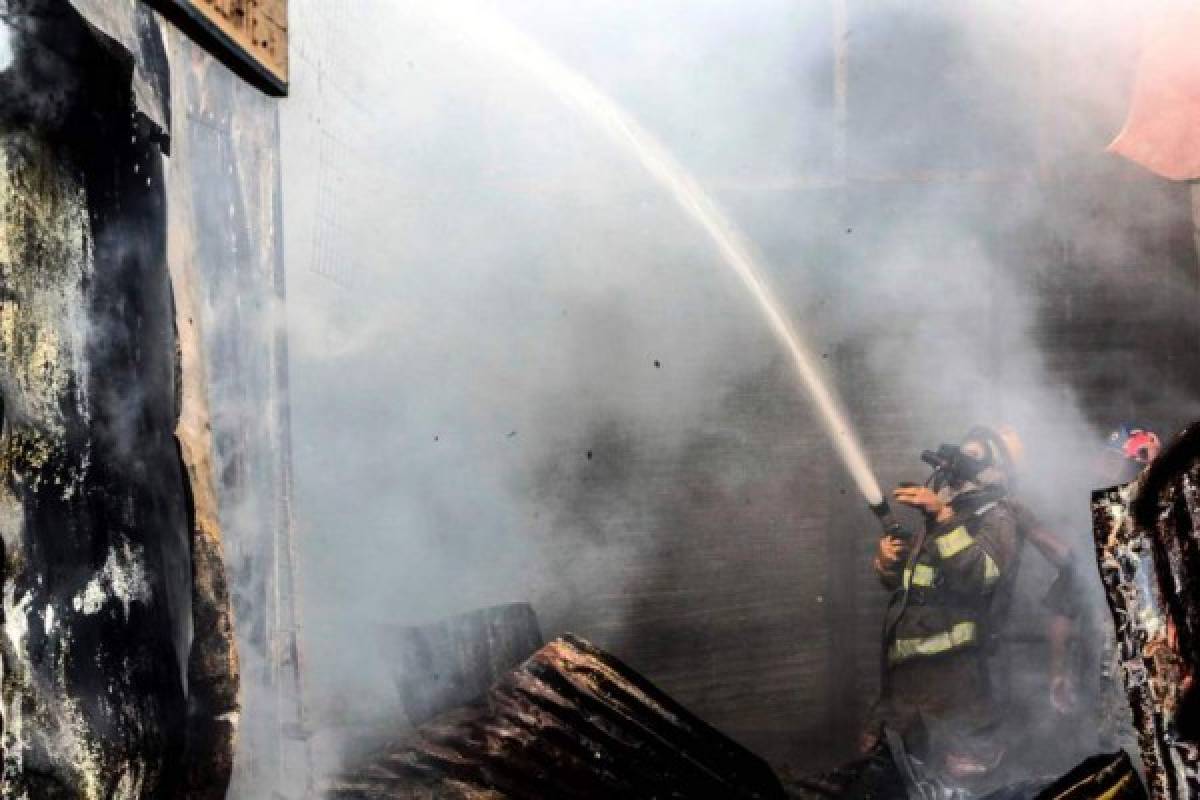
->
438, 4, 887, 518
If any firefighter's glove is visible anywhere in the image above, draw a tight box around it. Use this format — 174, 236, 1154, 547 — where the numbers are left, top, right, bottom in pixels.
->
875, 535, 909, 571
893, 486, 953, 522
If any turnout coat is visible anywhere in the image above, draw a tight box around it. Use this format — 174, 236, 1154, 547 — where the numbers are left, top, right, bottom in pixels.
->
872, 493, 1021, 766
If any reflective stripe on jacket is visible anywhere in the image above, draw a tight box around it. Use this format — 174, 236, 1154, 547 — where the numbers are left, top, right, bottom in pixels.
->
881, 499, 1019, 666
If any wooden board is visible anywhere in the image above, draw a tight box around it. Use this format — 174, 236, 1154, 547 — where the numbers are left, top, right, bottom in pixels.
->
149, 0, 288, 96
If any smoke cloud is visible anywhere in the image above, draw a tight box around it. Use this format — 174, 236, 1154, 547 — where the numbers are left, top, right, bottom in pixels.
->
0, 21, 11, 73
280, 0, 1200, 780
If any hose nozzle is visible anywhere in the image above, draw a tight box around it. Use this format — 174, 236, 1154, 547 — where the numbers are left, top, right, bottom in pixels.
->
870, 498, 911, 540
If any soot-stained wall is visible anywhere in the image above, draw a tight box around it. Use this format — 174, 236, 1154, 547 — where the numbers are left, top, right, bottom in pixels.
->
0, 1, 294, 797
0, 4, 193, 795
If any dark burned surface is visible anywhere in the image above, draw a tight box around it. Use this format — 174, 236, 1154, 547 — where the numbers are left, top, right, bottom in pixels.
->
330, 621, 1150, 800
1029, 752, 1146, 800
329, 634, 787, 800
1093, 420, 1200, 800
0, 2, 231, 796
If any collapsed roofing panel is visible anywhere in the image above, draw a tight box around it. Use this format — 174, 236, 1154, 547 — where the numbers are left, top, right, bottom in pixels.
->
331, 634, 788, 800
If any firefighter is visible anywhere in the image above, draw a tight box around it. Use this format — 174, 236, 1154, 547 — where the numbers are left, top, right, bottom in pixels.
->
988, 425, 1079, 713
868, 429, 1021, 791
1101, 424, 1160, 483
983, 424, 1161, 762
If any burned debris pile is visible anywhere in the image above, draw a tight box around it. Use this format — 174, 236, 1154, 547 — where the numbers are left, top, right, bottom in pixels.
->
1093, 422, 1200, 800
1028, 752, 1145, 800
327, 626, 1147, 800
328, 633, 787, 799
324, 417, 1200, 800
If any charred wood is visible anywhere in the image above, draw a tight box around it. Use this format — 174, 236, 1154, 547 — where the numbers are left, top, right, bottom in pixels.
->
1093, 421, 1200, 800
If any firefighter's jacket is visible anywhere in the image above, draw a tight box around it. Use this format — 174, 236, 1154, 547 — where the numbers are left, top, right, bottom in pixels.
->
877, 498, 1020, 667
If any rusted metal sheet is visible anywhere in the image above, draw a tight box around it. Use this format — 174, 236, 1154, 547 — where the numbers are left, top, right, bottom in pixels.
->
1093, 422, 1200, 800
329, 634, 787, 800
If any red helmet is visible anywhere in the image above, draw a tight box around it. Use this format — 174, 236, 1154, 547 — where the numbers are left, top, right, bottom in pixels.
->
1107, 425, 1161, 464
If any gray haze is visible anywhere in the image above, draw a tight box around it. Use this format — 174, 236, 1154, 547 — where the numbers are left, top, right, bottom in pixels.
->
280, 0, 1200, 779
0, 23, 10, 73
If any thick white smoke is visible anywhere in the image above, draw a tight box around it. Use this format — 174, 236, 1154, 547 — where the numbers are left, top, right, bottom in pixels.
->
0, 22, 12, 73
280, 0, 1198, 781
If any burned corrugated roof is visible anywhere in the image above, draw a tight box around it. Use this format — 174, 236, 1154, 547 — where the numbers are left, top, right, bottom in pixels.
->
329, 634, 787, 800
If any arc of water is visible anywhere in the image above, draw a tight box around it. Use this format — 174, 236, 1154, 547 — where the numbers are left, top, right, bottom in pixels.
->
439, 5, 883, 507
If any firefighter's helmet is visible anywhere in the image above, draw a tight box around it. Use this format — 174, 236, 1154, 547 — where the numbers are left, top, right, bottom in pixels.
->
1106, 424, 1161, 464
